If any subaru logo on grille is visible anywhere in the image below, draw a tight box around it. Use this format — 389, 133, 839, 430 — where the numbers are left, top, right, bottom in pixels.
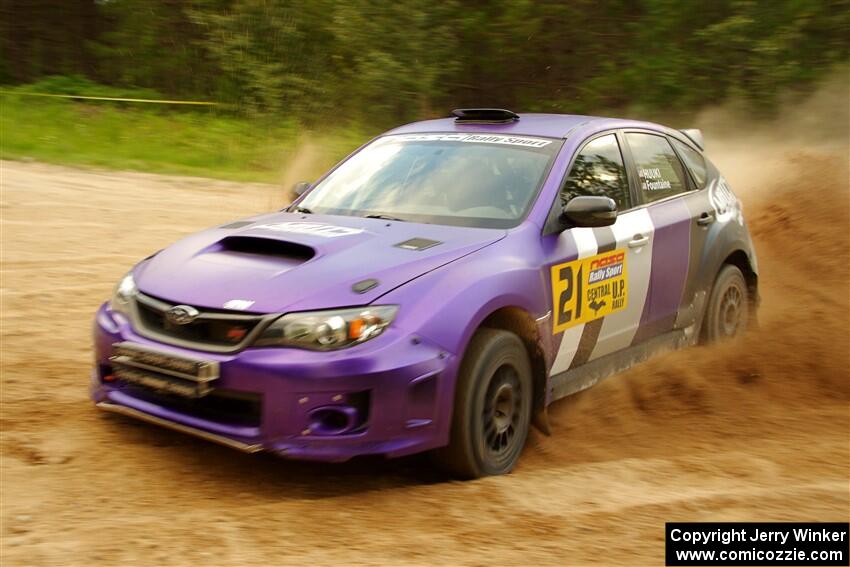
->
166, 305, 200, 325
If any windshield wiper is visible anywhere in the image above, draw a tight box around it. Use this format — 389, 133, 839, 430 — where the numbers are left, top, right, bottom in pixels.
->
290, 205, 313, 214
364, 213, 407, 222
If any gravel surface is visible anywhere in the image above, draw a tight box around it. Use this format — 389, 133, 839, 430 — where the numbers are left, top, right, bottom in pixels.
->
1, 150, 847, 565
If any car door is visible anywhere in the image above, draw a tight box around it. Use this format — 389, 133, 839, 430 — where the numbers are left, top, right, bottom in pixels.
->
546, 132, 655, 376
666, 137, 719, 331
621, 131, 700, 343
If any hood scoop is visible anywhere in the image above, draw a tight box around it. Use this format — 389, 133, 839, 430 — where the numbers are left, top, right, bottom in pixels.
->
215, 236, 315, 261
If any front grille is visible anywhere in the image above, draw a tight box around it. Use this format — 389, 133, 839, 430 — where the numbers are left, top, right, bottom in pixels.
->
122, 384, 262, 427
106, 342, 260, 427
109, 340, 220, 397
131, 293, 269, 352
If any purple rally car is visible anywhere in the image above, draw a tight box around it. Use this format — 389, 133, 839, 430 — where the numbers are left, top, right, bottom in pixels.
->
92, 108, 758, 478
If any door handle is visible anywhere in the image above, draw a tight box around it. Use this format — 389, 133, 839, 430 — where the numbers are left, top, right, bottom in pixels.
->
697, 211, 715, 226
628, 234, 649, 248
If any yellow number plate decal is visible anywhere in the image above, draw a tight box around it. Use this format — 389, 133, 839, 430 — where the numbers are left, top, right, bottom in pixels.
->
551, 249, 628, 334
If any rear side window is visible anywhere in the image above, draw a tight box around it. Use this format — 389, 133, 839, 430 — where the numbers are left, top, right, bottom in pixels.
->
626, 133, 689, 203
560, 134, 631, 211
671, 138, 707, 188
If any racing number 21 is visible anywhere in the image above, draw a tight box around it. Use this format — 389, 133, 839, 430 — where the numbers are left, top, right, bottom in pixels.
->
550, 249, 629, 334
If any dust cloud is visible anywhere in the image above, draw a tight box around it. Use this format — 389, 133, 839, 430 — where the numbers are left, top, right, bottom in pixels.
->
277, 136, 323, 206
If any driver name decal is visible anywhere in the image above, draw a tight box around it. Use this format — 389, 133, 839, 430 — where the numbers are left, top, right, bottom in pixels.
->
551, 249, 628, 334
638, 167, 672, 192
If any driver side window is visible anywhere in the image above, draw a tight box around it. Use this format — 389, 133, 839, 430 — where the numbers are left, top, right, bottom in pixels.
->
560, 134, 631, 211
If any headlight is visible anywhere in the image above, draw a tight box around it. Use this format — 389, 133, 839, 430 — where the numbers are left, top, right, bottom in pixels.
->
254, 306, 398, 350
110, 272, 137, 314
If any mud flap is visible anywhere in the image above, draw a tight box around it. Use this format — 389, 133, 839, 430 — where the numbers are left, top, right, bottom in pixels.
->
532, 407, 551, 436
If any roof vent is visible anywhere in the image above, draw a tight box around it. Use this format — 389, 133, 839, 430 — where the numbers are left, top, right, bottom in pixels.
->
451, 108, 519, 124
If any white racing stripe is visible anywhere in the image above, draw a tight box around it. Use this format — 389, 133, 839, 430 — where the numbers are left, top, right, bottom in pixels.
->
589, 208, 655, 360
550, 228, 598, 375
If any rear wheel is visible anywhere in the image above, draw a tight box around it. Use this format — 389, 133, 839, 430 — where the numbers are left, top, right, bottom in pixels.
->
433, 328, 532, 479
703, 264, 749, 342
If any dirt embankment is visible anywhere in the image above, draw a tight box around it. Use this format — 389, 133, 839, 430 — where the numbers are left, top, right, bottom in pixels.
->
1, 89, 848, 565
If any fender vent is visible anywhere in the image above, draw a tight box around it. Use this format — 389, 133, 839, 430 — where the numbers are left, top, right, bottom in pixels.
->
395, 238, 441, 251
217, 236, 315, 261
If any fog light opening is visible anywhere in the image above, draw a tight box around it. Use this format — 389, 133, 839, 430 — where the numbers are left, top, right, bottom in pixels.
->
309, 406, 357, 436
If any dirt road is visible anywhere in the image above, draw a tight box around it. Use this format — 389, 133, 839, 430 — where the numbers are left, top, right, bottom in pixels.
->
1, 137, 848, 565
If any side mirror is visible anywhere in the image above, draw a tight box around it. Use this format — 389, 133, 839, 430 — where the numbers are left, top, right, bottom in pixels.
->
291, 181, 311, 197
561, 196, 617, 227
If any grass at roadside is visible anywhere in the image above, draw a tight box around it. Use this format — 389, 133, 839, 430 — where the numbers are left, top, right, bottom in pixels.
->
0, 91, 370, 183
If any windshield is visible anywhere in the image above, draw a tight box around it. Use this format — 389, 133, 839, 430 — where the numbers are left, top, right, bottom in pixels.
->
297, 133, 562, 228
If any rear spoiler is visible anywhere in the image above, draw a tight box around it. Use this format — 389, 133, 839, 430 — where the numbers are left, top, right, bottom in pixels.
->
680, 128, 704, 150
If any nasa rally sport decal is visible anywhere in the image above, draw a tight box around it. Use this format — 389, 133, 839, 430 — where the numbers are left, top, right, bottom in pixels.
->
396, 133, 552, 148
550, 249, 628, 334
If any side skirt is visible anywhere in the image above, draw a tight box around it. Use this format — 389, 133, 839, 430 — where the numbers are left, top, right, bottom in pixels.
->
548, 329, 689, 403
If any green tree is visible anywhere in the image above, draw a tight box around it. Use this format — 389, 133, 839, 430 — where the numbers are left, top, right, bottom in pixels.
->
2, 0, 848, 121
92, 0, 221, 97
190, 0, 337, 115
328, 0, 460, 123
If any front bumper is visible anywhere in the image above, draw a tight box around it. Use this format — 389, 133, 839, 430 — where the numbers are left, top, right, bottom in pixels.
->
92, 303, 457, 461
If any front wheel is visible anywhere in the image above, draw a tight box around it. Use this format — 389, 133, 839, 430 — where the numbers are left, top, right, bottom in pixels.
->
433, 328, 532, 479
703, 264, 749, 342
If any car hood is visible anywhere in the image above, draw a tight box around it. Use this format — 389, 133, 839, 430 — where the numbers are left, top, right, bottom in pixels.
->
134, 212, 506, 313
